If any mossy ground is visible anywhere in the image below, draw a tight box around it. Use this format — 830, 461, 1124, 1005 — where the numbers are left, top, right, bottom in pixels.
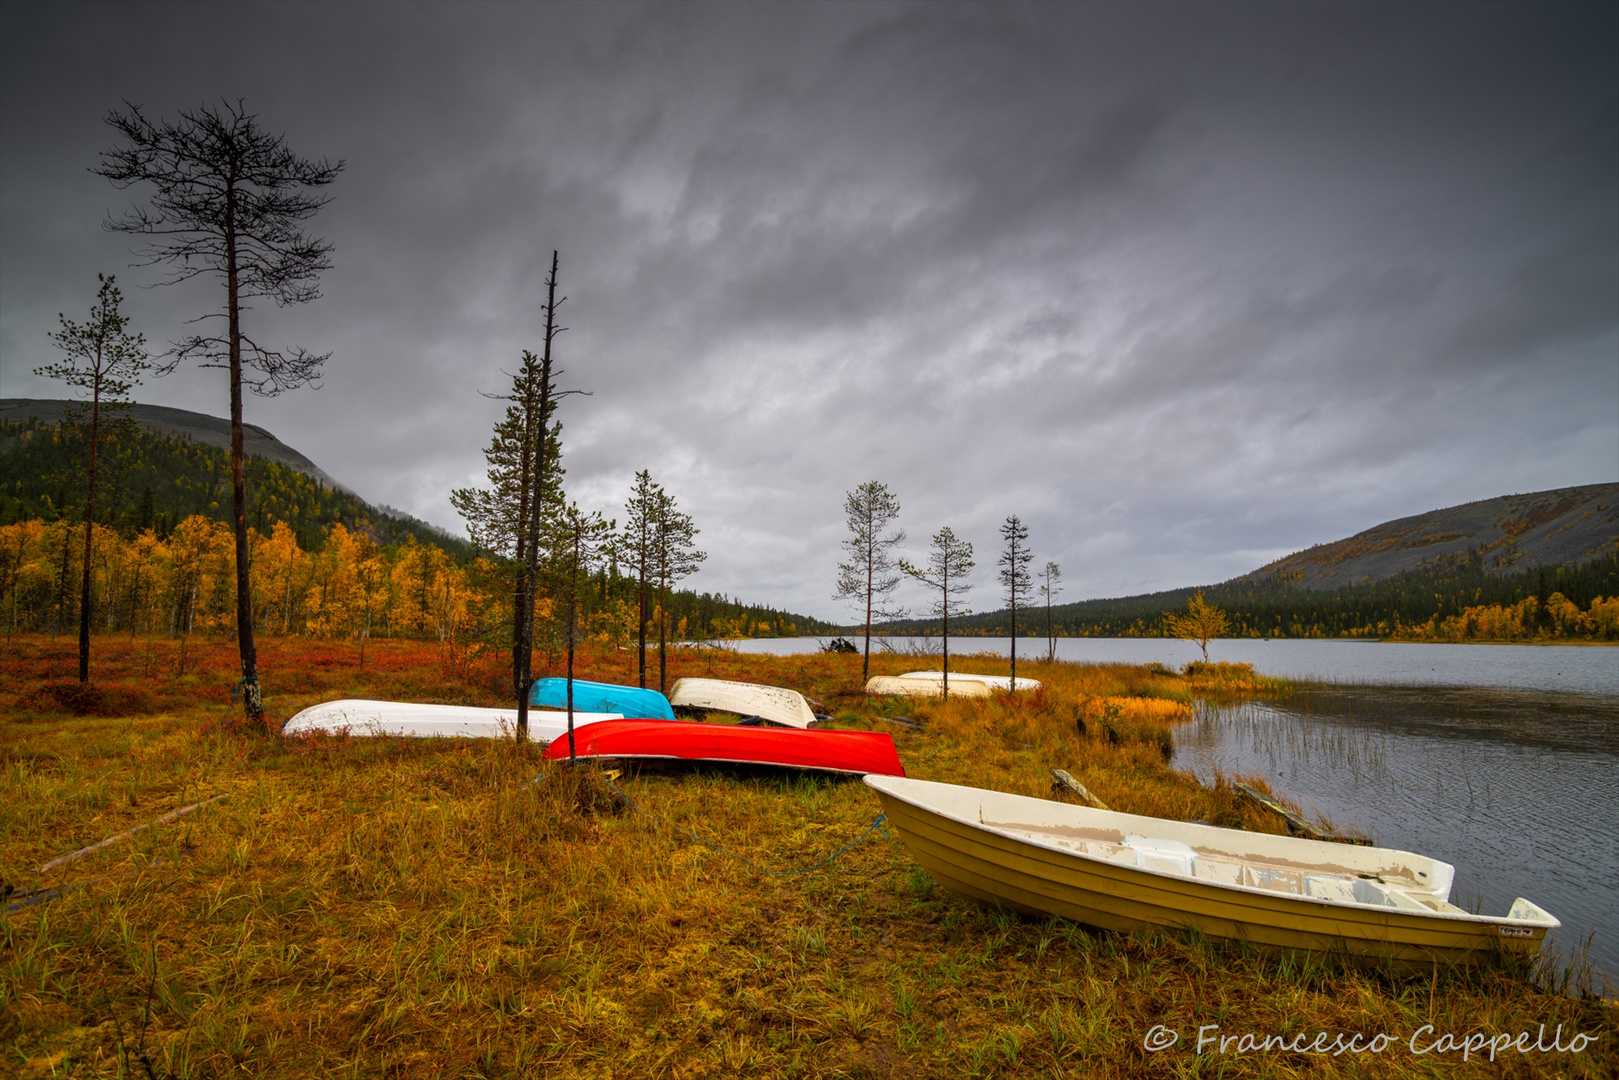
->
3, 636, 1613, 1078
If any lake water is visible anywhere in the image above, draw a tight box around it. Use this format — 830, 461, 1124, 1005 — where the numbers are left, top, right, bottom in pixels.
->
724, 636, 1617, 696
1175, 689, 1619, 987
725, 636, 1617, 982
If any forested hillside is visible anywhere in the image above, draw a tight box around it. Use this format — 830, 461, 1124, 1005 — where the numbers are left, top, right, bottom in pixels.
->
1, 418, 833, 642
1, 418, 469, 557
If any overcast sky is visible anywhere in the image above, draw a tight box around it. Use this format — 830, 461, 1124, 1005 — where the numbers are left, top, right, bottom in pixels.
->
2, 2, 1615, 621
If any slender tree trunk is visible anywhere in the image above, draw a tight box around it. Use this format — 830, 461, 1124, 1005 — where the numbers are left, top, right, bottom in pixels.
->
637, 557, 648, 688
863, 544, 873, 684
1009, 594, 1017, 694
566, 530, 579, 762
941, 563, 950, 701
516, 251, 560, 741
658, 574, 669, 694
511, 419, 533, 700
1046, 591, 1054, 663
225, 196, 263, 722
78, 387, 101, 681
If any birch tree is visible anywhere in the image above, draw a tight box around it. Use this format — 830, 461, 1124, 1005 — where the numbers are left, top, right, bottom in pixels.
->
900, 526, 974, 699
832, 481, 905, 684
1164, 590, 1230, 662
97, 100, 342, 723
35, 274, 150, 682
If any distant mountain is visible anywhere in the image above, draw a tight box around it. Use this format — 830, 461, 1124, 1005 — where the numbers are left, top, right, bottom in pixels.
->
886, 484, 1619, 639
1235, 484, 1618, 591
1, 397, 471, 557
1, 397, 348, 490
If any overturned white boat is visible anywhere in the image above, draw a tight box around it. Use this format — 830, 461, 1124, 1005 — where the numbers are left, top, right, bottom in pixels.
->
667, 677, 819, 728
281, 699, 621, 743
900, 671, 1041, 692
865, 675, 991, 699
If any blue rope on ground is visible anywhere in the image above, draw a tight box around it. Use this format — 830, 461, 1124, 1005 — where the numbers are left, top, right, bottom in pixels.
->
230, 676, 257, 704
599, 772, 889, 877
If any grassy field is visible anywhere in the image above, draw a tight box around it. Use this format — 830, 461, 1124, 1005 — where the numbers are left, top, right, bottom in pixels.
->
3, 635, 1613, 1078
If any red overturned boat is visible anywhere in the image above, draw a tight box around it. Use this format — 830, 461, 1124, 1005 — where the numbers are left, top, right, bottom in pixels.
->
544, 719, 905, 777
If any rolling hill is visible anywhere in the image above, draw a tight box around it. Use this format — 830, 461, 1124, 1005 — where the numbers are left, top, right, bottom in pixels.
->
888, 484, 1619, 639
1234, 484, 1617, 591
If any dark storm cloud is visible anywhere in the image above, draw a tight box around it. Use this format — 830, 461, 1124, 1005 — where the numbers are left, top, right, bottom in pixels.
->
3, 2, 1614, 618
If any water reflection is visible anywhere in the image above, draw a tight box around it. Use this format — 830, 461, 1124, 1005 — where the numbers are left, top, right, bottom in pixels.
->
1174, 687, 1619, 984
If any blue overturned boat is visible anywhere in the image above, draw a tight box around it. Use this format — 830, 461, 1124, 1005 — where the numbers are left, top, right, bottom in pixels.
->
529, 678, 677, 721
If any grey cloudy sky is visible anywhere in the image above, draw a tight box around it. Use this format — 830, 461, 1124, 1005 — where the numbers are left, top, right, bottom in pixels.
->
3, 2, 1615, 621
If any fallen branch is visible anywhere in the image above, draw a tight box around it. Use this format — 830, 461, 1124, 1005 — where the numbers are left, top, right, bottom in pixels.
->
1234, 783, 1371, 846
37, 794, 228, 874
1050, 769, 1110, 810
8, 848, 195, 915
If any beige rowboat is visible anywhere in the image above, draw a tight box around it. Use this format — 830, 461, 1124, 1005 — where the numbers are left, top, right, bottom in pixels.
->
667, 677, 818, 729
864, 775, 1557, 967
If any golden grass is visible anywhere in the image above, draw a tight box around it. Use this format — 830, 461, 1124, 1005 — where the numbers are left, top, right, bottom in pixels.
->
2, 636, 1613, 1078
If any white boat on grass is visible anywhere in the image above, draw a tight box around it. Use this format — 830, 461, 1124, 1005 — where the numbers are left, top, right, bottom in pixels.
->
865, 676, 991, 699
864, 775, 1558, 967
281, 700, 621, 743
900, 671, 1041, 692
667, 677, 819, 728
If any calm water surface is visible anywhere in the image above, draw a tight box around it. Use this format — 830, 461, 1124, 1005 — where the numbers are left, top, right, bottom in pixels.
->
1175, 688, 1619, 985
728, 636, 1617, 980
726, 636, 1618, 695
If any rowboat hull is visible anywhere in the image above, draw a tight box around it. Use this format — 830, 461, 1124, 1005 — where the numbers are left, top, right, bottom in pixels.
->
282, 699, 621, 743
529, 678, 676, 721
899, 671, 1042, 692
546, 719, 906, 777
865, 775, 1556, 967
668, 677, 818, 728
866, 676, 991, 699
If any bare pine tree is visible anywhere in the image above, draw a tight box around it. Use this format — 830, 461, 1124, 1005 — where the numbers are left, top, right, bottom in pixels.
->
900, 526, 974, 699
449, 252, 572, 738
1040, 560, 1062, 663
36, 274, 150, 682
97, 100, 342, 723
833, 481, 905, 684
998, 515, 1033, 692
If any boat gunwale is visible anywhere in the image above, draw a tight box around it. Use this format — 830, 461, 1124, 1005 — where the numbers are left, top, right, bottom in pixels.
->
548, 750, 880, 777
550, 720, 904, 777
865, 775, 1559, 930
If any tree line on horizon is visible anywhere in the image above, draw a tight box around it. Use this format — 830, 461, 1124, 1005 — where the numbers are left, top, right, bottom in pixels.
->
0, 515, 828, 650
883, 548, 1619, 643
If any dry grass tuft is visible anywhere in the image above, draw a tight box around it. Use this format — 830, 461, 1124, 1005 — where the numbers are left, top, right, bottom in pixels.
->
2, 635, 1613, 1078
